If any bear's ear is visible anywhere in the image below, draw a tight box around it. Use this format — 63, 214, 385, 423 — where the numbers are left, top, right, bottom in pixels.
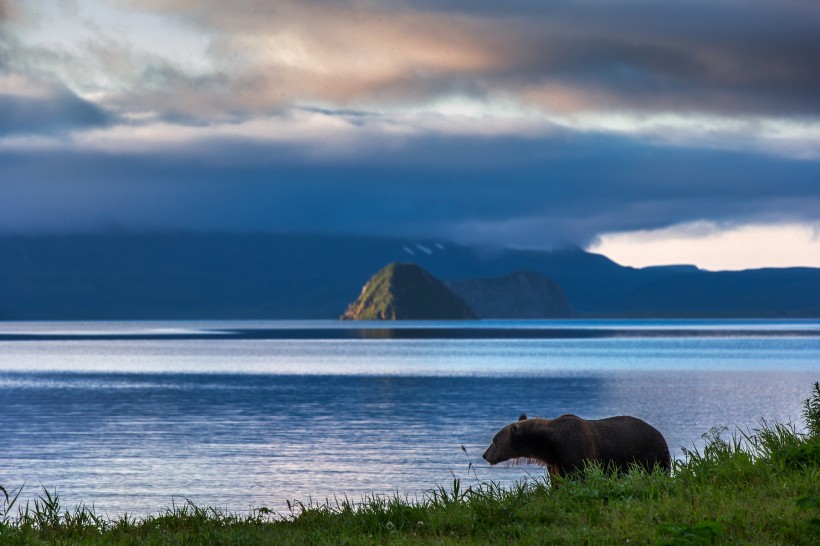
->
518, 413, 527, 421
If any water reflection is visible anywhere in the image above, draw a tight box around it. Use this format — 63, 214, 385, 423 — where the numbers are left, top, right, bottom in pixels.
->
1, 322, 818, 516
2, 369, 815, 516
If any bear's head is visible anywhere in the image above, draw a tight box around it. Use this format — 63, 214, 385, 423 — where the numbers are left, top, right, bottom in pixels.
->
483, 414, 535, 465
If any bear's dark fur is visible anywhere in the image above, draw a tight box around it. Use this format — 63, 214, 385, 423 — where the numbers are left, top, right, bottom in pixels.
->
483, 414, 671, 484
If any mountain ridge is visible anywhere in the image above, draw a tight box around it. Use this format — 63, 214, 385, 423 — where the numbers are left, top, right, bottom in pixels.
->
1, 232, 819, 319
446, 271, 572, 319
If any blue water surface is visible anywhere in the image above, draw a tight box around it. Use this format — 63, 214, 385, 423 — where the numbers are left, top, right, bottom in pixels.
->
0, 320, 818, 517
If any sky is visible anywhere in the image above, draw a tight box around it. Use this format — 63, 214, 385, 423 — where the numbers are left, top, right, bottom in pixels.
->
1, 0, 819, 270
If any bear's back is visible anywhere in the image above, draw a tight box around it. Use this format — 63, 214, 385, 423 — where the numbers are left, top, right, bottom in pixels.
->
587, 415, 671, 472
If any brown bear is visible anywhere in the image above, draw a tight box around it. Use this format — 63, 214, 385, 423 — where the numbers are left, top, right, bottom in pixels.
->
483, 414, 671, 485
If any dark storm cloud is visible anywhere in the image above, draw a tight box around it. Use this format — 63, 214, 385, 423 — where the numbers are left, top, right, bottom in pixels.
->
119, 0, 820, 120
0, 84, 112, 136
487, 0, 820, 117
1, 134, 818, 247
1, 0, 818, 249
5, 0, 819, 136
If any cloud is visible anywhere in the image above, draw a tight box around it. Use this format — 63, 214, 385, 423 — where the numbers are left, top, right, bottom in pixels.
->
0, 0, 818, 257
1, 0, 817, 155
108, 0, 820, 121
588, 222, 820, 270
0, 75, 112, 136
100, 1, 505, 121
1, 133, 818, 248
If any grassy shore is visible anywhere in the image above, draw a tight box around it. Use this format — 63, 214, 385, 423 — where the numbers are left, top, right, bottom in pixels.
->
3, 383, 819, 545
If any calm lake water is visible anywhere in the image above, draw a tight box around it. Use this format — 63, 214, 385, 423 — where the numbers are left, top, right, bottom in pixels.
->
1, 320, 818, 517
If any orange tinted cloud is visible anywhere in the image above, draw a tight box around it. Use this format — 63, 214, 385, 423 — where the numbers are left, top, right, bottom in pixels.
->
109, 0, 508, 118
111, 0, 820, 121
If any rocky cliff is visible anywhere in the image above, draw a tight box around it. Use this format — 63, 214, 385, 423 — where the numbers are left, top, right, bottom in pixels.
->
341, 262, 477, 320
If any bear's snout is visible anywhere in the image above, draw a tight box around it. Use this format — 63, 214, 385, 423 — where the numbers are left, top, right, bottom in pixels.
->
483, 444, 497, 464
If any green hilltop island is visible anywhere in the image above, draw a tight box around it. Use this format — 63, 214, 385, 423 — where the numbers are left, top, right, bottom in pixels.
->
341, 262, 477, 320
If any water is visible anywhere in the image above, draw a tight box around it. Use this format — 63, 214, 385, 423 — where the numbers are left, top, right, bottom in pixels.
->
1, 320, 818, 517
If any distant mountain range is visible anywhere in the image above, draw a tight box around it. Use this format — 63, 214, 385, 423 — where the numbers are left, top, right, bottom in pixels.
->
1, 232, 819, 319
447, 271, 572, 319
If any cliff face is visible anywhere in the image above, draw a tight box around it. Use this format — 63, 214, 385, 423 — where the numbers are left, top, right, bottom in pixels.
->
341, 263, 477, 320
447, 271, 572, 319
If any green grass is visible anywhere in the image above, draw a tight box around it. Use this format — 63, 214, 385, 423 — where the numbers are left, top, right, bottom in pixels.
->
3, 382, 820, 545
